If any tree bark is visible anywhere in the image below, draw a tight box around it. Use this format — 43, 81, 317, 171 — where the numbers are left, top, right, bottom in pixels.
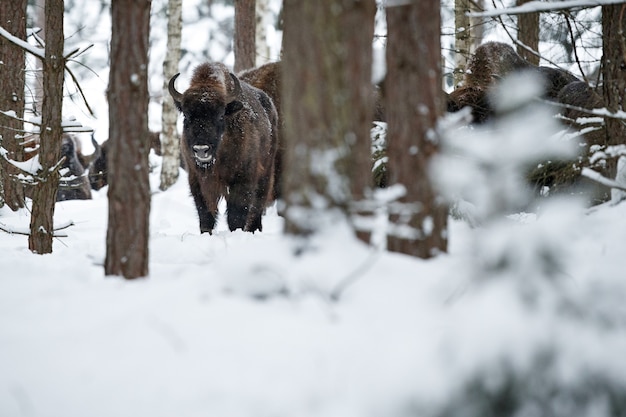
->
602, 4, 626, 187
105, 0, 152, 278
385, 0, 448, 258
517, 0, 540, 65
28, 0, 64, 254
282, 0, 376, 240
160, 0, 182, 191
0, 0, 28, 210
234, 0, 256, 72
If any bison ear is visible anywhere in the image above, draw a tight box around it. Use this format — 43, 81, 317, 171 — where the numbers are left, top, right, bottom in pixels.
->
225, 100, 244, 116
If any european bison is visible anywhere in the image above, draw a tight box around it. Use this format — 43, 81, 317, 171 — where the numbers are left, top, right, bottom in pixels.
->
169, 62, 278, 234
238, 62, 284, 201
56, 134, 92, 201
447, 41, 581, 124
88, 131, 161, 191
447, 42, 610, 203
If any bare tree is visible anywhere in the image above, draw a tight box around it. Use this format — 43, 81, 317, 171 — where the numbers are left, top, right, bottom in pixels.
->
255, 0, 271, 66
160, 0, 183, 191
281, 0, 376, 240
0, 0, 28, 210
385, 0, 448, 258
28, 0, 65, 254
454, 0, 472, 87
234, 0, 256, 72
517, 0, 539, 65
471, 0, 485, 48
105, 0, 152, 278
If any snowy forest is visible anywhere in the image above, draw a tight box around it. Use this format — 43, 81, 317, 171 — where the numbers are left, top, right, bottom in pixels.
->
2, 0, 626, 416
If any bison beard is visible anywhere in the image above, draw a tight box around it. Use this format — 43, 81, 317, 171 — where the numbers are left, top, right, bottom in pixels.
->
169, 62, 278, 234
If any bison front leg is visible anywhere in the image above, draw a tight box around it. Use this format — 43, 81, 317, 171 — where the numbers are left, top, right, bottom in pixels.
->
188, 173, 218, 233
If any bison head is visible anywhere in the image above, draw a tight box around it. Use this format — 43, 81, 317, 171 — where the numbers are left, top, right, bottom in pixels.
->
169, 71, 244, 169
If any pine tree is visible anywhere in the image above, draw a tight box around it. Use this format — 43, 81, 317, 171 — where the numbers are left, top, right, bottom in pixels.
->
105, 0, 152, 278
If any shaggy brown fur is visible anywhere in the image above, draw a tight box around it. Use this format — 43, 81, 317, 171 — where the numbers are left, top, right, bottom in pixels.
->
448, 42, 581, 123
464, 41, 532, 89
238, 62, 284, 201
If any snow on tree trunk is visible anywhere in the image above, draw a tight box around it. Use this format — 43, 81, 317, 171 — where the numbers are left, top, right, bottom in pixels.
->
234, 0, 256, 73
282, 0, 376, 240
255, 0, 270, 66
105, 0, 151, 279
28, 0, 64, 254
385, 0, 448, 258
517, 0, 540, 66
159, 0, 182, 191
0, 0, 28, 210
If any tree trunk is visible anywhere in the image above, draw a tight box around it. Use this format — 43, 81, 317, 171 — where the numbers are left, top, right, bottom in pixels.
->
602, 4, 626, 192
28, 0, 64, 254
517, 0, 540, 65
105, 0, 152, 279
234, 0, 256, 72
159, 0, 182, 191
385, 0, 448, 258
470, 0, 484, 49
454, 0, 471, 87
0, 0, 28, 210
282, 0, 376, 240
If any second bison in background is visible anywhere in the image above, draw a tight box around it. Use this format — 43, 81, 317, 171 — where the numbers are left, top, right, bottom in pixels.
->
169, 62, 278, 234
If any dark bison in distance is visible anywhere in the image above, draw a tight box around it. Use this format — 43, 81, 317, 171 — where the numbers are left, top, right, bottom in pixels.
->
169, 62, 278, 234
88, 131, 161, 191
447, 41, 580, 123
56, 134, 92, 201
15, 133, 92, 201
447, 41, 610, 203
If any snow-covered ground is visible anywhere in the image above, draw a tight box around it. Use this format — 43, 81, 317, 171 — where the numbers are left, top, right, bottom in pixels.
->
2, 154, 626, 416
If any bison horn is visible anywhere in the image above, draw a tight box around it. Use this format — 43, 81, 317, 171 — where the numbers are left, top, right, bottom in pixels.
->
227, 73, 243, 103
84, 134, 101, 166
168, 73, 183, 105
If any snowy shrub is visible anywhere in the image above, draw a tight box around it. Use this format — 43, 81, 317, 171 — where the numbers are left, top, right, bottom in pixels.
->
424, 73, 626, 417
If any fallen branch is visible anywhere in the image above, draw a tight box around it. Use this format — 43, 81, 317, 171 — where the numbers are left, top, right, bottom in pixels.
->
0, 220, 73, 237
581, 167, 626, 192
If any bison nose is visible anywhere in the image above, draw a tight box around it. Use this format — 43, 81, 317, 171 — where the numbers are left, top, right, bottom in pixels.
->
192, 145, 214, 163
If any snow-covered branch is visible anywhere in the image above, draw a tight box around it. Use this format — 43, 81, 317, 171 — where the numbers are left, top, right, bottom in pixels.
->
581, 167, 626, 192
0, 24, 45, 60
544, 99, 626, 121
0, 220, 73, 237
469, 0, 626, 17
